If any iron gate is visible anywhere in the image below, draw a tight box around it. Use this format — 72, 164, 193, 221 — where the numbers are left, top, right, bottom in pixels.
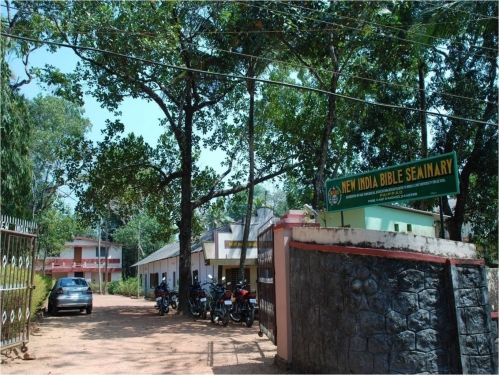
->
0, 216, 37, 352
257, 224, 276, 345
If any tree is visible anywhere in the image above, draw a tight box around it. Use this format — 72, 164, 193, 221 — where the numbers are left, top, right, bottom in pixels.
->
426, 2, 497, 242
13, 1, 289, 313
37, 201, 84, 273
267, 1, 383, 209
114, 212, 172, 277
0, 41, 33, 218
29, 95, 91, 217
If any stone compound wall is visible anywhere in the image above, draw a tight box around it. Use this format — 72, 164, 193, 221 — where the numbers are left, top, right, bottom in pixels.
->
288, 248, 497, 374
452, 265, 498, 373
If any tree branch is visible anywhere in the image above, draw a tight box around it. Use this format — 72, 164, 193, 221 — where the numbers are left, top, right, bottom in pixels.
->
193, 82, 237, 111
192, 163, 294, 209
278, 34, 326, 87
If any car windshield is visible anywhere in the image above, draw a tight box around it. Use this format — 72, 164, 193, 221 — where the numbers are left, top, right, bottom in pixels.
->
60, 278, 87, 287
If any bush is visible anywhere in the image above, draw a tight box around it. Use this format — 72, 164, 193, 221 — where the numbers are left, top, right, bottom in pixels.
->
89, 282, 103, 294
118, 277, 140, 297
31, 274, 53, 319
107, 280, 119, 295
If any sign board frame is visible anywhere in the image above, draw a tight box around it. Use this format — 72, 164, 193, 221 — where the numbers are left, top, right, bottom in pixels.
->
325, 152, 459, 212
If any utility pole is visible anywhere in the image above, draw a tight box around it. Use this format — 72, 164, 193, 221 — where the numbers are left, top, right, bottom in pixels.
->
137, 217, 142, 298
97, 221, 102, 294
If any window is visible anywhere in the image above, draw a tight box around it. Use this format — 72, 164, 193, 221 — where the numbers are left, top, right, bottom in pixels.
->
192, 270, 199, 283
74, 272, 84, 278
150, 273, 159, 289
161, 272, 167, 281
173, 272, 176, 288
394, 223, 399, 232
95, 246, 108, 257
60, 278, 88, 287
407, 224, 412, 232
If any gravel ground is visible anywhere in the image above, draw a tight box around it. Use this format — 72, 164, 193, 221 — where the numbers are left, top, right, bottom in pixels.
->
1, 294, 280, 375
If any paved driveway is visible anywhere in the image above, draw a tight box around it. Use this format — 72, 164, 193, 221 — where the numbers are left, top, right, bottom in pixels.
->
2, 294, 279, 374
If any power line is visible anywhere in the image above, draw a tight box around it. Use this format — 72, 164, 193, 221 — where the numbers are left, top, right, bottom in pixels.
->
422, 2, 498, 21
0, 2, 491, 30
5, 24, 494, 106
281, 2, 497, 53
183, 41, 495, 106
242, 2, 496, 61
2, 32, 496, 127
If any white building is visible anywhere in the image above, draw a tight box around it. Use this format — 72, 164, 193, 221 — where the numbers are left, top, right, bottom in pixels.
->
134, 208, 274, 297
35, 237, 122, 283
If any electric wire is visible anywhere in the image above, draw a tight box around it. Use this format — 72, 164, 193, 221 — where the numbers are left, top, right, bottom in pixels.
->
2, 2, 496, 61
280, 2, 497, 53
241, 2, 496, 61
3, 32, 495, 127
4, 23, 495, 106
0, 2, 492, 29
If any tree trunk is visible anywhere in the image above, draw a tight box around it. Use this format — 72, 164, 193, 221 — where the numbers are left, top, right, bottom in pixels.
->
418, 61, 428, 159
178, 108, 193, 315
239, 67, 256, 282
313, 83, 337, 209
415, 60, 431, 211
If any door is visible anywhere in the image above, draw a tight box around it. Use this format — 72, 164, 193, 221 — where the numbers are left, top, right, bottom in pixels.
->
74, 247, 82, 264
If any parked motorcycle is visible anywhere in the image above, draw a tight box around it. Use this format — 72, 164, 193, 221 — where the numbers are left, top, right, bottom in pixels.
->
154, 278, 172, 316
188, 280, 208, 319
169, 289, 178, 310
229, 280, 257, 327
206, 274, 232, 326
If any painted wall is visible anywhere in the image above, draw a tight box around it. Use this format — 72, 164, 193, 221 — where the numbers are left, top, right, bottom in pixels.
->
320, 208, 366, 229
319, 205, 437, 238
216, 232, 258, 260
365, 206, 435, 237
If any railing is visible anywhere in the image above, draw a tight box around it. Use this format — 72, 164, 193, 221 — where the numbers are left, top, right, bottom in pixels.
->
35, 258, 120, 268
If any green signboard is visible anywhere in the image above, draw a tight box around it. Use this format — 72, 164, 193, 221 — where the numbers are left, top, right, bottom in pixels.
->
325, 152, 459, 212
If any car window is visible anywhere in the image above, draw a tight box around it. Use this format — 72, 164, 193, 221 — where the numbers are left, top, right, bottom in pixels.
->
60, 278, 87, 287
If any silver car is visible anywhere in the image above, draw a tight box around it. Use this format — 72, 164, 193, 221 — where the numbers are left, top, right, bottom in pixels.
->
47, 277, 93, 315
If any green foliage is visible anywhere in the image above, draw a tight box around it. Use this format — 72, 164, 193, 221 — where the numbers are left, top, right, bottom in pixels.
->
29, 95, 91, 214
31, 274, 53, 318
107, 277, 140, 297
88, 281, 101, 294
37, 203, 84, 257
0, 41, 33, 218
114, 213, 168, 258
107, 280, 119, 295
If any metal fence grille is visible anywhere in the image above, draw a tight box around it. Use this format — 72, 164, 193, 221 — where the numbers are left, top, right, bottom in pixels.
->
0, 216, 37, 352
257, 224, 276, 345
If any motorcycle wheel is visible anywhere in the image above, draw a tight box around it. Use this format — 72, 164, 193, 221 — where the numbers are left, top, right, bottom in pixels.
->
229, 311, 242, 323
222, 310, 230, 327
244, 309, 255, 328
201, 303, 207, 320
160, 297, 169, 316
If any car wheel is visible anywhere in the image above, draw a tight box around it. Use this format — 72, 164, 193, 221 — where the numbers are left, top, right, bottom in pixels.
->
48, 301, 58, 315
86, 306, 92, 314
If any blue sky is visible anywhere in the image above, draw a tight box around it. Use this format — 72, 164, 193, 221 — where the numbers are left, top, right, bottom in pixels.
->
11, 46, 172, 146
9, 45, 232, 207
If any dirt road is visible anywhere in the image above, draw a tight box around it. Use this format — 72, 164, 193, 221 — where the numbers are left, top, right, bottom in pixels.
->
1, 294, 280, 374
